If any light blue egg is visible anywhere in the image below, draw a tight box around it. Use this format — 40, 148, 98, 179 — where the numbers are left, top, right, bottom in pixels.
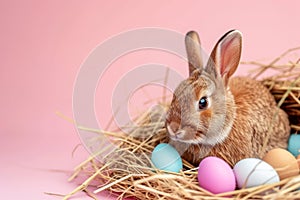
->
288, 134, 300, 157
151, 143, 183, 173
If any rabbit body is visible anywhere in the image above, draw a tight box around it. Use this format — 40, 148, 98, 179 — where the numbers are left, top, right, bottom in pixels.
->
179, 76, 289, 166
166, 30, 290, 166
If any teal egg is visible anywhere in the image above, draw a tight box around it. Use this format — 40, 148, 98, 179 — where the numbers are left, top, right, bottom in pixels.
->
151, 143, 183, 173
288, 134, 300, 157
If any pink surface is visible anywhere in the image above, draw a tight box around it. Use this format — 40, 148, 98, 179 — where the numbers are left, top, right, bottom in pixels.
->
1, 1, 300, 199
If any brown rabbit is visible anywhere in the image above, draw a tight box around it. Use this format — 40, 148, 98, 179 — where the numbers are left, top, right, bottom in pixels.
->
165, 30, 290, 166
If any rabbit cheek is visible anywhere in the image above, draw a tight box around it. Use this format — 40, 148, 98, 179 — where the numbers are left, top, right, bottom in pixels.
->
200, 109, 212, 121
198, 109, 212, 132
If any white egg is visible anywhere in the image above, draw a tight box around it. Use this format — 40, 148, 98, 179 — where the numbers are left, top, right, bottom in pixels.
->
233, 158, 280, 189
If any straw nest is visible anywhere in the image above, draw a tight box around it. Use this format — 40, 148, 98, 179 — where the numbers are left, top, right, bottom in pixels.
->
64, 48, 300, 200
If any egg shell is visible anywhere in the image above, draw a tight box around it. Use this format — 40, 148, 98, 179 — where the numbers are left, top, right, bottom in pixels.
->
197, 156, 236, 194
233, 158, 279, 189
288, 134, 300, 157
263, 148, 299, 180
151, 143, 182, 173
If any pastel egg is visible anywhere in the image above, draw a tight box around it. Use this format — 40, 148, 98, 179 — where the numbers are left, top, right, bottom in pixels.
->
288, 134, 300, 157
197, 156, 236, 194
263, 148, 299, 180
233, 158, 279, 189
151, 143, 182, 173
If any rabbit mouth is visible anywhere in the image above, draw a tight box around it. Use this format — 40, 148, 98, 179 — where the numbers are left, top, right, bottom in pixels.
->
179, 135, 208, 144
170, 135, 208, 145
167, 125, 207, 144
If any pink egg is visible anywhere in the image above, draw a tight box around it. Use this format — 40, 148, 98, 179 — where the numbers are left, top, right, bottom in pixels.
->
198, 156, 236, 194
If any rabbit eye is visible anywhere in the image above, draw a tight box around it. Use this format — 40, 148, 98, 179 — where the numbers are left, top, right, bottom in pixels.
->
198, 97, 208, 110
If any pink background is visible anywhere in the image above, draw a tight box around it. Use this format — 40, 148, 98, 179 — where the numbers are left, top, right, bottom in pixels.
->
1, 1, 300, 199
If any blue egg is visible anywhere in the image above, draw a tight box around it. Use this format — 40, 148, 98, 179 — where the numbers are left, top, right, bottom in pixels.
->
151, 143, 183, 173
288, 134, 300, 157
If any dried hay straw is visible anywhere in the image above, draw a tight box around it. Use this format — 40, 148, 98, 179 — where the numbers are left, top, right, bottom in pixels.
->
64, 48, 300, 200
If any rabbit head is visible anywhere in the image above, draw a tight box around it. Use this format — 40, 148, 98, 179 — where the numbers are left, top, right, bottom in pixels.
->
166, 30, 242, 146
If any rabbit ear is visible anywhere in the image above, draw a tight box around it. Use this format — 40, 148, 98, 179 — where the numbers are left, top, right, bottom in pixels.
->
206, 30, 242, 86
185, 31, 203, 76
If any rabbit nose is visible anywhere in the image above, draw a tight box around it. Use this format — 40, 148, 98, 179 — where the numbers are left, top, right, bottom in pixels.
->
167, 122, 179, 133
167, 122, 185, 139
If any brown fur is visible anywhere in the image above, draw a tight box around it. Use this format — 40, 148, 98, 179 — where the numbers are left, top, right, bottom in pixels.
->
181, 77, 290, 166
166, 30, 290, 166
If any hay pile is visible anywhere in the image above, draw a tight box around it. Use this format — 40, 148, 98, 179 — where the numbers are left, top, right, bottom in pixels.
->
64, 48, 300, 200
